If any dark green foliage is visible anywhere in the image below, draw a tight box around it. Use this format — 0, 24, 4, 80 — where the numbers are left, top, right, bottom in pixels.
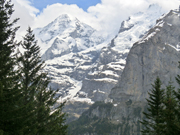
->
0, 0, 22, 134
18, 27, 68, 135
141, 76, 180, 135
163, 81, 179, 135
174, 65, 180, 134
18, 26, 43, 134
140, 77, 165, 135
0, 1, 68, 133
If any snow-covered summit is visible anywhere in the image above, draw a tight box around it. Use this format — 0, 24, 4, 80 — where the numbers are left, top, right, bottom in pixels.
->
34, 14, 105, 60
35, 14, 72, 42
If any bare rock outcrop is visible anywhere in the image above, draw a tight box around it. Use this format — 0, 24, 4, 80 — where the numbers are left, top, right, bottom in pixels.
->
110, 10, 180, 102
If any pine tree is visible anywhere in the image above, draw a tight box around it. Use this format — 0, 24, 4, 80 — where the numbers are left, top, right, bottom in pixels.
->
35, 79, 67, 135
174, 63, 180, 133
19, 27, 68, 135
163, 81, 179, 135
140, 77, 165, 135
17, 27, 43, 134
0, 0, 22, 134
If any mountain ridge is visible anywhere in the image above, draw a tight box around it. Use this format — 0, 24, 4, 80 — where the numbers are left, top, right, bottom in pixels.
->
67, 7, 180, 135
34, 4, 168, 124
110, 9, 180, 102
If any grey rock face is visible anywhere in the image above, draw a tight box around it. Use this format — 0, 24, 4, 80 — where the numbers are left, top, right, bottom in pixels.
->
110, 10, 180, 102
68, 101, 145, 135
80, 79, 117, 101
79, 46, 126, 101
68, 5, 176, 135
68, 9, 180, 135
119, 19, 134, 33
80, 4, 165, 103
63, 101, 91, 123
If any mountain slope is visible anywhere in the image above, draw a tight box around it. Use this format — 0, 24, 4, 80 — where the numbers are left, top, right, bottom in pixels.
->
110, 9, 180, 102
35, 5, 164, 104
67, 7, 180, 135
34, 4, 166, 124
78, 4, 164, 102
34, 14, 107, 102
34, 14, 109, 121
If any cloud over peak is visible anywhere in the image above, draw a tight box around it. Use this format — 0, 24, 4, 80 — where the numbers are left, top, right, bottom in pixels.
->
12, 0, 180, 41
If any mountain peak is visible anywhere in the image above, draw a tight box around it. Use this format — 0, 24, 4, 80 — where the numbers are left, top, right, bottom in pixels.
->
53, 14, 81, 24
53, 14, 71, 22
34, 14, 74, 43
34, 13, 105, 59
51, 14, 72, 26
57, 14, 69, 18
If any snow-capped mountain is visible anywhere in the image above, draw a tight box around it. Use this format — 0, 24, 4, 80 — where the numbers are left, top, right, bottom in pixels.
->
34, 4, 166, 122
78, 4, 165, 102
34, 14, 105, 60
34, 14, 109, 105
68, 6, 180, 135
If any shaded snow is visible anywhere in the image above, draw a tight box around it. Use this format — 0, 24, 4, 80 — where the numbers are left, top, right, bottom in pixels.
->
113, 4, 164, 52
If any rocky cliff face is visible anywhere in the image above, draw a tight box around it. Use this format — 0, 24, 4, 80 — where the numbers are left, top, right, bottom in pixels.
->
78, 4, 164, 102
68, 101, 146, 135
68, 8, 180, 135
110, 9, 180, 102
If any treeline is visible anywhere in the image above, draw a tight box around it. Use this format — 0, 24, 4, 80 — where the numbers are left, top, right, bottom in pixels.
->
141, 75, 180, 135
0, 0, 67, 135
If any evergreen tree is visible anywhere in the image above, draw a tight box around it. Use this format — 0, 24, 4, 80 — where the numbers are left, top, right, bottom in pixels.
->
163, 81, 179, 135
17, 27, 43, 134
140, 77, 165, 135
174, 63, 180, 133
0, 0, 22, 134
19, 27, 67, 135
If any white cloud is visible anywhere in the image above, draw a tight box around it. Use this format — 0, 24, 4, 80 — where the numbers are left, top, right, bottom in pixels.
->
12, 0, 39, 39
148, 0, 180, 11
33, 3, 96, 29
87, 0, 149, 36
11, 0, 180, 41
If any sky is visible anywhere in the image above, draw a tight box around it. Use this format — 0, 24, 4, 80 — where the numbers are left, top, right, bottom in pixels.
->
11, 0, 180, 40
30, 0, 101, 12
